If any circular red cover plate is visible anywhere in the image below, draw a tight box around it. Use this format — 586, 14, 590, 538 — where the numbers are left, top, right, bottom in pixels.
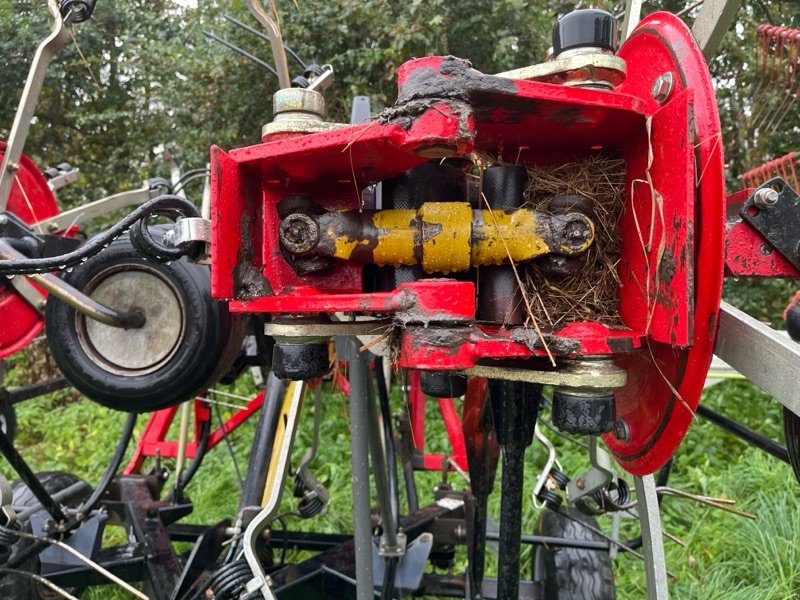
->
602, 12, 726, 474
0, 142, 59, 358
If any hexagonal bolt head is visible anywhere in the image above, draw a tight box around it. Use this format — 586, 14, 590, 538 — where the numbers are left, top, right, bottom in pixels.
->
651, 72, 674, 104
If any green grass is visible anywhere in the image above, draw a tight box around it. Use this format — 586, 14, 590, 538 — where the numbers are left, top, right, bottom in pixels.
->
3, 355, 800, 599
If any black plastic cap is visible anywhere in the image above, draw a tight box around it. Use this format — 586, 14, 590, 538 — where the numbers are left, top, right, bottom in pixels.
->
420, 371, 468, 398
552, 9, 617, 58
552, 390, 615, 435
272, 342, 330, 380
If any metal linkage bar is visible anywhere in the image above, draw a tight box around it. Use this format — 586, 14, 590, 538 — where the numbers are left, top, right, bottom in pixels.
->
691, 0, 743, 60
0, 0, 71, 212
695, 404, 790, 463
634, 474, 669, 600
243, 381, 305, 600
714, 301, 800, 417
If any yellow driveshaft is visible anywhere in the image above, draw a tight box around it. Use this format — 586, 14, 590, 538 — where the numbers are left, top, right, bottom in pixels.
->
280, 202, 594, 275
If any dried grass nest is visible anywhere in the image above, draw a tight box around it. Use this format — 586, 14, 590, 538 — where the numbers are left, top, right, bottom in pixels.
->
521, 155, 626, 328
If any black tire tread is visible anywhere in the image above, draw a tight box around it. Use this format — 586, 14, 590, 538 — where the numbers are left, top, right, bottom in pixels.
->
536, 507, 616, 600
45, 233, 241, 412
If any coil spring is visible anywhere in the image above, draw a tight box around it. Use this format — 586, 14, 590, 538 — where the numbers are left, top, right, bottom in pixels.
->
549, 468, 570, 490
536, 488, 563, 510
293, 474, 324, 518
206, 559, 253, 600
575, 477, 631, 516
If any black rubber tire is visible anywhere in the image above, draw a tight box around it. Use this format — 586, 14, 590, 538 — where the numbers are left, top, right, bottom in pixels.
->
534, 508, 616, 600
0, 471, 92, 600
45, 232, 243, 412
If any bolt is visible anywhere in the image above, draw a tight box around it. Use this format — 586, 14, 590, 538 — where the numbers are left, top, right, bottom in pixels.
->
279, 213, 320, 254
753, 187, 779, 210
6, 161, 19, 173
576, 477, 586, 490
47, 222, 59, 233
613, 418, 630, 441
0, 214, 7, 227
563, 218, 591, 248
37, 298, 46, 311
651, 72, 674, 104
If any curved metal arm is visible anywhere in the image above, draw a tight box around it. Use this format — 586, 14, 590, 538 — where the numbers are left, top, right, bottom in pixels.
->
246, 0, 291, 89
0, 0, 71, 212
243, 380, 305, 599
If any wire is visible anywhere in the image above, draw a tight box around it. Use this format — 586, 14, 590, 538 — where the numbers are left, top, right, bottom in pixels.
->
0, 566, 78, 600
215, 402, 245, 492
0, 195, 200, 275
0, 527, 148, 599
78, 413, 136, 515
171, 172, 210, 196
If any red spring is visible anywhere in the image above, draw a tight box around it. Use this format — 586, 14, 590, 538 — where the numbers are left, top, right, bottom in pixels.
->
741, 150, 799, 191
752, 24, 800, 132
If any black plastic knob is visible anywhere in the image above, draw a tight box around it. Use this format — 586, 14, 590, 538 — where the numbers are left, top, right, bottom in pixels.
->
552, 9, 617, 58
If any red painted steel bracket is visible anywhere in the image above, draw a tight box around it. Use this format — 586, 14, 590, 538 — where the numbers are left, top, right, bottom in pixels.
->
210, 12, 726, 474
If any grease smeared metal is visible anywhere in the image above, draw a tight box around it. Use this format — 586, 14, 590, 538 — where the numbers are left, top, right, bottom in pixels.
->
376, 56, 517, 137
234, 213, 272, 298
509, 328, 581, 355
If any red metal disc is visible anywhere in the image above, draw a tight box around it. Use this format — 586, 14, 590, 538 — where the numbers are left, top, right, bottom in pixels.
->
0, 142, 59, 359
601, 13, 726, 474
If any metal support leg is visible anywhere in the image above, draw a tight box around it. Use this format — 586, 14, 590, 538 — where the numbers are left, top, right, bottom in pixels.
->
488, 380, 539, 600
347, 338, 376, 600
634, 474, 669, 600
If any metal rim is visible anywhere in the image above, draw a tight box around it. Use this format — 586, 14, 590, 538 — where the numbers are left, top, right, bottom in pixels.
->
76, 263, 186, 377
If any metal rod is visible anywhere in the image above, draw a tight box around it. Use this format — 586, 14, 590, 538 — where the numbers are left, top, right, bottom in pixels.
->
634, 474, 669, 600
484, 531, 610, 550
347, 338, 376, 600
238, 374, 287, 511
0, 427, 66, 522
0, 241, 145, 329
15, 480, 91, 522
489, 380, 539, 600
6, 377, 68, 405
696, 404, 789, 463
715, 301, 800, 417
174, 401, 191, 496
246, 0, 291, 89
369, 358, 399, 550
0, 0, 71, 212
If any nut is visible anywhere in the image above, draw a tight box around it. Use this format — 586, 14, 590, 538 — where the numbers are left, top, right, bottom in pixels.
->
576, 477, 586, 490
753, 187, 779, 210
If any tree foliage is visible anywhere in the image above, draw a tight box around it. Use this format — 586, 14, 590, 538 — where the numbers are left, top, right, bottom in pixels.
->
0, 0, 800, 206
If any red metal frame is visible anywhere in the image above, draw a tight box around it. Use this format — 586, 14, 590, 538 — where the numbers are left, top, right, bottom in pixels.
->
405, 370, 468, 471
124, 393, 264, 474
0, 142, 59, 359
210, 12, 727, 474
